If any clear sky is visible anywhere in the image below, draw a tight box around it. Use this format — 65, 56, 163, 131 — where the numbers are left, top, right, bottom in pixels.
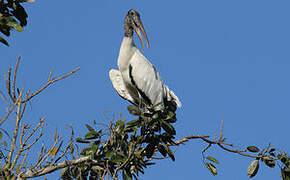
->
1, 0, 290, 179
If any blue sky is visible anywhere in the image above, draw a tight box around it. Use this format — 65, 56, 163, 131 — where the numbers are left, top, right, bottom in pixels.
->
1, 0, 290, 179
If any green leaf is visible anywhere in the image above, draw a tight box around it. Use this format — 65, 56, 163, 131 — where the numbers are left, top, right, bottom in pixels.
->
160, 120, 176, 135
247, 159, 259, 178
5, 17, 23, 32
115, 120, 125, 133
22, 0, 35, 2
263, 156, 275, 168
145, 161, 156, 166
85, 124, 95, 132
0, 131, 2, 140
165, 115, 177, 123
205, 162, 217, 176
127, 105, 141, 116
165, 111, 176, 123
76, 138, 90, 143
206, 156, 219, 164
49, 147, 59, 156
281, 167, 290, 180
157, 142, 175, 161
122, 170, 132, 180
157, 144, 167, 157
105, 151, 114, 158
124, 126, 138, 133
111, 154, 125, 163
247, 146, 260, 153
0, 36, 9, 46
116, 119, 125, 126
160, 133, 175, 145
269, 148, 276, 153
60, 167, 70, 179
166, 145, 175, 161
126, 119, 140, 128
80, 147, 91, 156
84, 132, 98, 140
152, 113, 159, 119
167, 111, 175, 118
94, 140, 101, 146
91, 144, 99, 154
6, 21, 23, 32
151, 122, 161, 132
145, 143, 156, 159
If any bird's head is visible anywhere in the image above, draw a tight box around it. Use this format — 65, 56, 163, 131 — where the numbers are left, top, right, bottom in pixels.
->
125, 9, 149, 52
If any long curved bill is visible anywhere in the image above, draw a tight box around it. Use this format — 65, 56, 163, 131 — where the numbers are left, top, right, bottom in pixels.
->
133, 20, 149, 52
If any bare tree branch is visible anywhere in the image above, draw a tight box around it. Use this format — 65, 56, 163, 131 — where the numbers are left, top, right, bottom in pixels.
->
6, 89, 24, 168
170, 134, 268, 159
18, 156, 100, 178
4, 67, 14, 102
10, 118, 45, 171
22, 67, 80, 103
22, 118, 44, 151
0, 98, 18, 126
12, 56, 21, 100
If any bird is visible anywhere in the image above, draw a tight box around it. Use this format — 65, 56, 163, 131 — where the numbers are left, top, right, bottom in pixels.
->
109, 9, 181, 112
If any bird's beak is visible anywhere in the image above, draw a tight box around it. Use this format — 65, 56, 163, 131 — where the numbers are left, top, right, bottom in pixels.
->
132, 19, 149, 52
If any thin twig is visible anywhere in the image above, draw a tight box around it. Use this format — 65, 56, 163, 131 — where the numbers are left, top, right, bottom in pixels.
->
12, 123, 26, 172
6, 89, 24, 168
112, 153, 133, 179
218, 119, 224, 142
22, 118, 45, 149
0, 99, 18, 126
12, 56, 21, 99
10, 101, 35, 172
22, 122, 44, 151
22, 67, 80, 103
168, 135, 210, 146
171, 134, 267, 159
46, 140, 63, 166
5, 67, 14, 102
19, 91, 29, 120
18, 150, 29, 173
19, 124, 25, 148
19, 156, 100, 178
34, 134, 62, 168
106, 160, 112, 180
47, 72, 53, 81
53, 128, 74, 164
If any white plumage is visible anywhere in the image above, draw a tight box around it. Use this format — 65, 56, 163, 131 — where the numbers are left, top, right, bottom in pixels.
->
109, 9, 181, 111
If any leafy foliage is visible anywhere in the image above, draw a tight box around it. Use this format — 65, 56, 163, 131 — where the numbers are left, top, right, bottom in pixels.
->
0, 0, 33, 46
277, 153, 290, 180
244, 146, 290, 179
247, 146, 260, 153
205, 162, 217, 176
247, 159, 259, 178
62, 105, 178, 179
64, 104, 290, 180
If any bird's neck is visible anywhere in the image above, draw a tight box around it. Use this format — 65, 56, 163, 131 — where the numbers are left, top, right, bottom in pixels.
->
124, 27, 133, 37
124, 17, 133, 37
117, 37, 136, 71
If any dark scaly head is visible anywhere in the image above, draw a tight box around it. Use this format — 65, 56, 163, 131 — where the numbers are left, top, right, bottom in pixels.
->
124, 9, 149, 51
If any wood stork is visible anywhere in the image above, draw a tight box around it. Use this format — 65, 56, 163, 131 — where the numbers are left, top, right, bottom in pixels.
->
109, 9, 181, 112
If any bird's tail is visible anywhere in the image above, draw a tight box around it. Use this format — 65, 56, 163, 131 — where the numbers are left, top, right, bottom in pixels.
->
164, 85, 182, 108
